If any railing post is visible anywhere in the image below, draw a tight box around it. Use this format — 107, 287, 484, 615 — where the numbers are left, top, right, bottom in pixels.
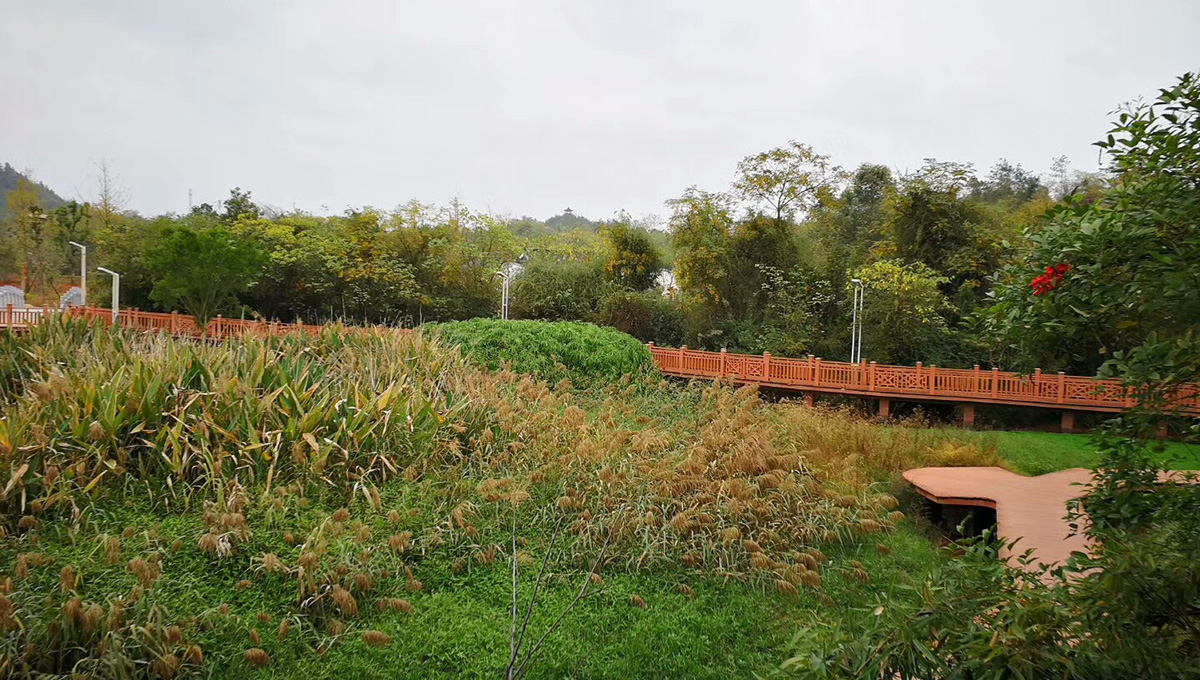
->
170, 311, 178, 336
807, 355, 815, 384
217, 314, 224, 339
679, 345, 686, 373
928, 365, 937, 395
973, 364, 981, 396
915, 362, 922, 392
1034, 368, 1042, 399
814, 357, 822, 387
719, 348, 727, 378
762, 351, 771, 382
5, 304, 11, 332
869, 361, 877, 390
1057, 371, 1066, 404
991, 367, 999, 399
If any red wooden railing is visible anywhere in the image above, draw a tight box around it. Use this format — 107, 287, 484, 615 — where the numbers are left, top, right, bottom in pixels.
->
1, 305, 327, 340
648, 344, 1200, 415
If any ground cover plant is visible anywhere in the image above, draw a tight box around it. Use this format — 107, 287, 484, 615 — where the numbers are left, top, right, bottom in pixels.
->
425, 318, 653, 384
0, 317, 1000, 678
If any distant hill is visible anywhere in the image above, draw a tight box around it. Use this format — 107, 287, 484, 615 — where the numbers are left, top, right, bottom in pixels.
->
0, 162, 67, 219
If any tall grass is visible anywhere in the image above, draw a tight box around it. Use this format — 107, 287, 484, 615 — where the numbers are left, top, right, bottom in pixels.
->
0, 320, 992, 677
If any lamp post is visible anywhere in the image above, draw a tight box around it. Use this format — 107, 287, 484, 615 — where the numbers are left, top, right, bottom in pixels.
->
96, 267, 120, 324
494, 269, 511, 320
850, 278, 864, 363
68, 241, 87, 306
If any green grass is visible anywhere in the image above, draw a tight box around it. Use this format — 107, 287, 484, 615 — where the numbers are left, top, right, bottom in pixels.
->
983, 430, 1200, 476
3, 322, 953, 679
10, 492, 941, 679
423, 319, 652, 384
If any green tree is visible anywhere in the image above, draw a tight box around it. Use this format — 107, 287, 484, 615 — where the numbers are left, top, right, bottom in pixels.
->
979, 72, 1200, 374
852, 259, 955, 365
510, 258, 612, 321
733, 141, 842, 222
148, 225, 265, 328
601, 223, 663, 290
596, 289, 683, 345
222, 187, 261, 223
4, 177, 60, 292
885, 164, 1010, 312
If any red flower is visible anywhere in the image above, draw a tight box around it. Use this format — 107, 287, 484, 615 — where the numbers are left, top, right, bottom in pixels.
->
1030, 263, 1070, 296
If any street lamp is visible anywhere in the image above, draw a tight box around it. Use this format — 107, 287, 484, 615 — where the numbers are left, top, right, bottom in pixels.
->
96, 267, 120, 323
68, 241, 87, 306
494, 269, 511, 320
850, 278, 864, 363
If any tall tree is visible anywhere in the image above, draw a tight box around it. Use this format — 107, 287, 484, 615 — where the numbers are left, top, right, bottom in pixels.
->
148, 225, 265, 328
979, 72, 1200, 374
601, 223, 663, 290
733, 141, 843, 222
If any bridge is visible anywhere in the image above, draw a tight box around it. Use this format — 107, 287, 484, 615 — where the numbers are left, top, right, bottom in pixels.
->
2, 304, 326, 339
647, 344, 1200, 431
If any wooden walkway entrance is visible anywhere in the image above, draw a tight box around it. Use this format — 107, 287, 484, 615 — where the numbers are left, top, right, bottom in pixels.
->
903, 466, 1092, 571
647, 344, 1200, 430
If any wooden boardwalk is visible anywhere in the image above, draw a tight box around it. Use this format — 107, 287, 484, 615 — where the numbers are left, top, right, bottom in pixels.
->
903, 466, 1093, 571
648, 344, 1200, 429
2, 305, 327, 339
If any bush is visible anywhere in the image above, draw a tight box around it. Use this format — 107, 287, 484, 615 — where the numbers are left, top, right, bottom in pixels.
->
597, 290, 684, 346
509, 259, 613, 321
425, 318, 652, 383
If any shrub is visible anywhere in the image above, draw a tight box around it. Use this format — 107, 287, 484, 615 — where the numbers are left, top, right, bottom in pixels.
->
425, 318, 652, 383
509, 259, 613, 321
597, 290, 684, 346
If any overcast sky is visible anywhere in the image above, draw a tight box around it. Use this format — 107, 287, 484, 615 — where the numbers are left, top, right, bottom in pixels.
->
2, 0, 1198, 221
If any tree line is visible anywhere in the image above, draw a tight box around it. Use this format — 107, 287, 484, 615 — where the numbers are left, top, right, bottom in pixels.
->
2, 72, 1196, 378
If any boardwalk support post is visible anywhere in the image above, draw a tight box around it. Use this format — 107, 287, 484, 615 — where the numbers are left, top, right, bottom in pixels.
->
1061, 410, 1075, 433
804, 392, 815, 407
879, 397, 891, 420
962, 404, 976, 429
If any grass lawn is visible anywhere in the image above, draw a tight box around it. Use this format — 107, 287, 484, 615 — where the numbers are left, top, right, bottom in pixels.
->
982, 430, 1200, 476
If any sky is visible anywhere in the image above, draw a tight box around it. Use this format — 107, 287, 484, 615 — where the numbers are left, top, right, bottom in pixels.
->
2, 0, 1198, 222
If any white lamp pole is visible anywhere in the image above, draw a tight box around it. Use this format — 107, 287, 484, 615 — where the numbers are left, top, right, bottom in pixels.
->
850, 278, 864, 363
494, 270, 511, 320
97, 267, 120, 323
68, 241, 87, 305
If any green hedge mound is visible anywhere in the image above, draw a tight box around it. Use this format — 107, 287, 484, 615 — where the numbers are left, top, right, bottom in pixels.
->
424, 319, 652, 383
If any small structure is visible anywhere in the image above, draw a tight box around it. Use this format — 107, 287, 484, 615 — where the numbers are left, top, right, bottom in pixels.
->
0, 285, 26, 309
59, 286, 84, 309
